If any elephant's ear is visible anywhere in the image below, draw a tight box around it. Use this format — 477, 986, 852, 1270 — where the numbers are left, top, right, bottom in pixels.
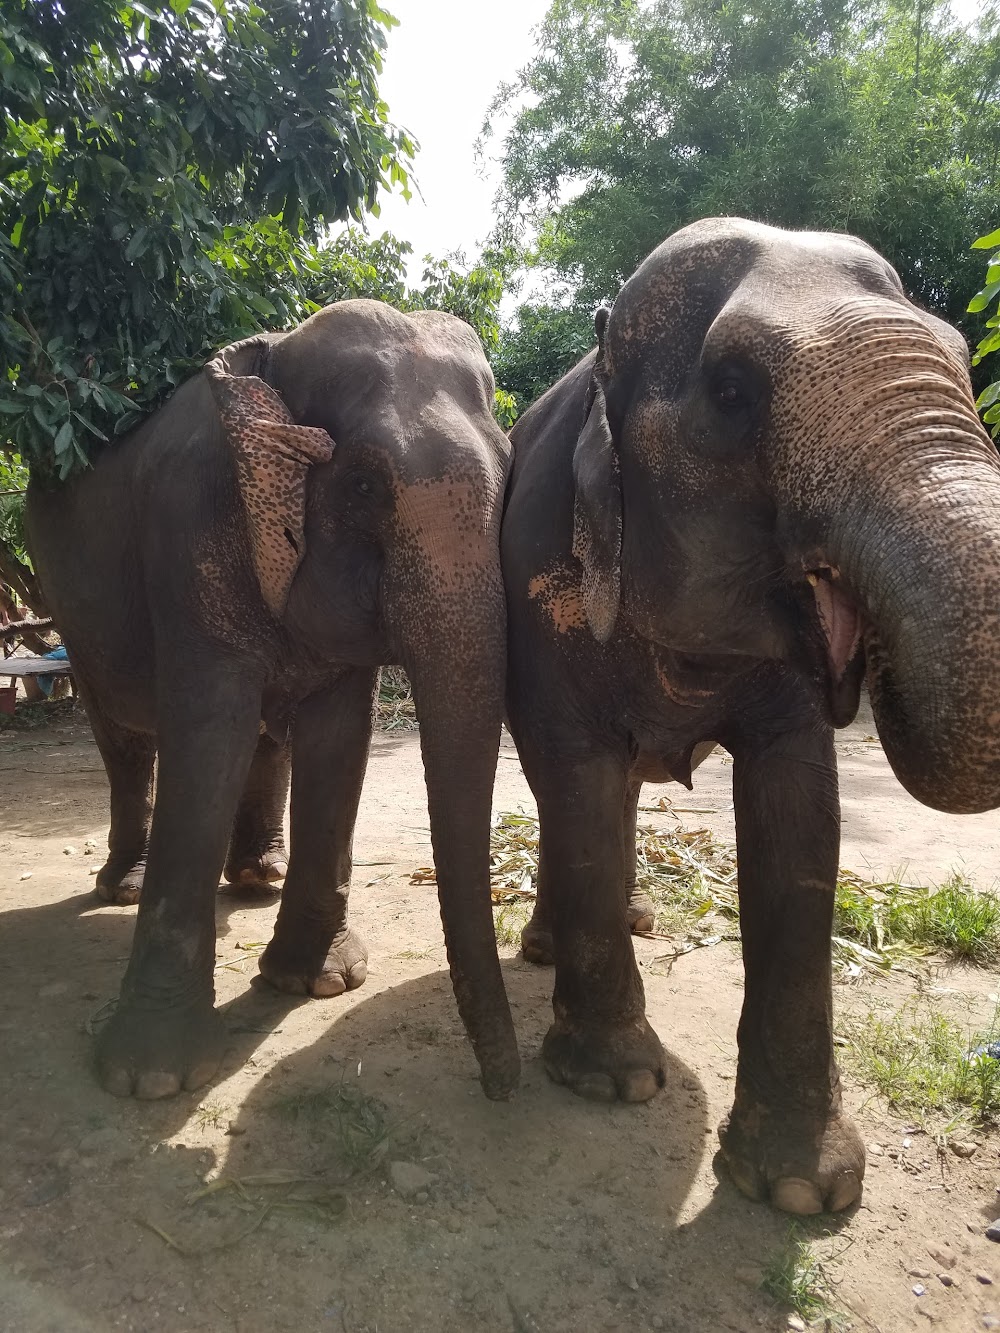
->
205, 341, 335, 618
572, 308, 621, 643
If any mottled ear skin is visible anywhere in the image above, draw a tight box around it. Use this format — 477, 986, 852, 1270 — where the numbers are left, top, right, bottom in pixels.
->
204, 352, 335, 618
572, 307, 622, 643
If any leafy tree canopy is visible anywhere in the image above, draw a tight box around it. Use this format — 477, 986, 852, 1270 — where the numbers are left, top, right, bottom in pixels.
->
0, 0, 414, 478
487, 0, 1000, 408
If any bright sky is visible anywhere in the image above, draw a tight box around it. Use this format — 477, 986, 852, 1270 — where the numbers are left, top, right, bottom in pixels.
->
374, 0, 988, 267
373, 0, 550, 265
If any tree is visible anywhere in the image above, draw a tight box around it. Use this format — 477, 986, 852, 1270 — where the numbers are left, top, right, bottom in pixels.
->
0, 0, 413, 480
969, 224, 1000, 436
493, 299, 594, 414
486, 0, 1000, 404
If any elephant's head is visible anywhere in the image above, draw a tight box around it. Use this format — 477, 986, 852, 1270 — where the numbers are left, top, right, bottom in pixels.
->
574, 218, 1000, 814
203, 301, 518, 1098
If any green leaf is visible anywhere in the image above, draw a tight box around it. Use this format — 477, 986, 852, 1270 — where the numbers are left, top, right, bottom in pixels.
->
968, 280, 1000, 314
53, 420, 74, 454
973, 229, 1000, 250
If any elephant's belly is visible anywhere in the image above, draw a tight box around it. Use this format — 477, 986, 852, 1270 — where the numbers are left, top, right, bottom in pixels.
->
631, 739, 717, 787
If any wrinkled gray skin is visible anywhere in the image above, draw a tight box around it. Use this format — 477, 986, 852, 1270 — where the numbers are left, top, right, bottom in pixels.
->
27, 300, 519, 1102
502, 218, 1000, 1215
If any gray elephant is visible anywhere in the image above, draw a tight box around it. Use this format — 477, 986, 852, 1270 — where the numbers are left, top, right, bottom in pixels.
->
501, 218, 1000, 1214
27, 300, 519, 1102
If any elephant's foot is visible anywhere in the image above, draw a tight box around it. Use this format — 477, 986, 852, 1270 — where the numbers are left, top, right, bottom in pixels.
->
95, 997, 225, 1100
522, 888, 656, 965
223, 844, 288, 896
259, 924, 368, 998
95, 854, 147, 906
626, 888, 655, 934
718, 1085, 865, 1215
543, 1011, 666, 1103
521, 910, 555, 966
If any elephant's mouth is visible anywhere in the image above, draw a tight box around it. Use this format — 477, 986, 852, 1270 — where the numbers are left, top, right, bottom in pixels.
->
806, 564, 866, 726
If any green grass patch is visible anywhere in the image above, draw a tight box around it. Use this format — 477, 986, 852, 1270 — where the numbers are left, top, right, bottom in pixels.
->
842, 1000, 1000, 1127
761, 1225, 839, 1323
272, 1079, 390, 1175
493, 900, 530, 950
835, 872, 1000, 966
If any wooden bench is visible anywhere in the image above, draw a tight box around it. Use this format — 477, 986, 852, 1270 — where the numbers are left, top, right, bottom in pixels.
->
0, 644, 73, 715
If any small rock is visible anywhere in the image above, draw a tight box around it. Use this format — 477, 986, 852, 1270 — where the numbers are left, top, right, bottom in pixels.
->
651, 1319, 664, 1332
903, 1137, 913, 1149
388, 1160, 437, 1200
88, 867, 99, 876
909, 1269, 931, 1279
446, 1216, 462, 1234
928, 1244, 957, 1269
131, 1285, 147, 1303
787, 1317, 806, 1332
18, 871, 31, 880
225, 1123, 245, 1137
63, 845, 77, 856
414, 1191, 429, 1205
979, 1273, 995, 1285
619, 1269, 639, 1292
84, 839, 97, 850
83, 847, 93, 856
987, 1223, 1000, 1243
913, 1284, 926, 1296
938, 1272, 956, 1287
950, 1139, 979, 1158
867, 1142, 884, 1156
983, 1317, 1000, 1330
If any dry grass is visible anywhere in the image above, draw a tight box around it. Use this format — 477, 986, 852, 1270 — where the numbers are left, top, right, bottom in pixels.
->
376, 667, 417, 731
484, 809, 1000, 976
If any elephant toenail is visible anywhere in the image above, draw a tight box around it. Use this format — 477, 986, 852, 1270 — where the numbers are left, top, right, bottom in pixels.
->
312, 973, 347, 998
771, 1177, 824, 1215
100, 1067, 135, 1098
573, 1073, 619, 1102
828, 1171, 862, 1212
621, 1069, 661, 1103
135, 1071, 182, 1101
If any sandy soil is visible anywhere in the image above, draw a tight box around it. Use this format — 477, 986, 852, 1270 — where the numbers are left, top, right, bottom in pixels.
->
2, 700, 1000, 1333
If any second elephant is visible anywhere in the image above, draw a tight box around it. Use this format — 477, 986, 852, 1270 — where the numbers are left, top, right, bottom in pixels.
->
27, 300, 520, 1103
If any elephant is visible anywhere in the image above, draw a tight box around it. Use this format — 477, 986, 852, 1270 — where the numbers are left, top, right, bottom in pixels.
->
26, 299, 520, 1103
94, 730, 291, 905
501, 217, 1000, 1215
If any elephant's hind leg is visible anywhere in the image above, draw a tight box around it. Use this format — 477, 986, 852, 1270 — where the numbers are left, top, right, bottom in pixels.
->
224, 732, 290, 894
259, 669, 377, 998
88, 705, 155, 906
96, 656, 263, 1099
522, 780, 653, 964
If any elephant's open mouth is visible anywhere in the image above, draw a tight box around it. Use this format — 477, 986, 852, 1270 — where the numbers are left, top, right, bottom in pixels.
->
806, 564, 866, 726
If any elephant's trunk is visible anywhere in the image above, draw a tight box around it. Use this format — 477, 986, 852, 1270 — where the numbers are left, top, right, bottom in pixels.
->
770, 298, 1000, 814
386, 474, 520, 1098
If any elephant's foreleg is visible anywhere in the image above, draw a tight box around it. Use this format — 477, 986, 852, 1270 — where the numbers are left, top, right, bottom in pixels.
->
95, 659, 263, 1099
719, 714, 865, 1215
519, 742, 666, 1103
224, 731, 291, 893
86, 699, 155, 907
258, 668, 377, 998
521, 778, 652, 963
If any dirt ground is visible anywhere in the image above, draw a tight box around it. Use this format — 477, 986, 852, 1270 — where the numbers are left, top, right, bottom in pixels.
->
2, 700, 1000, 1333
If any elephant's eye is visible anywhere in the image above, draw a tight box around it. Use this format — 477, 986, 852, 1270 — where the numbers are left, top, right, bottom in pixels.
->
716, 379, 744, 410
354, 478, 373, 497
